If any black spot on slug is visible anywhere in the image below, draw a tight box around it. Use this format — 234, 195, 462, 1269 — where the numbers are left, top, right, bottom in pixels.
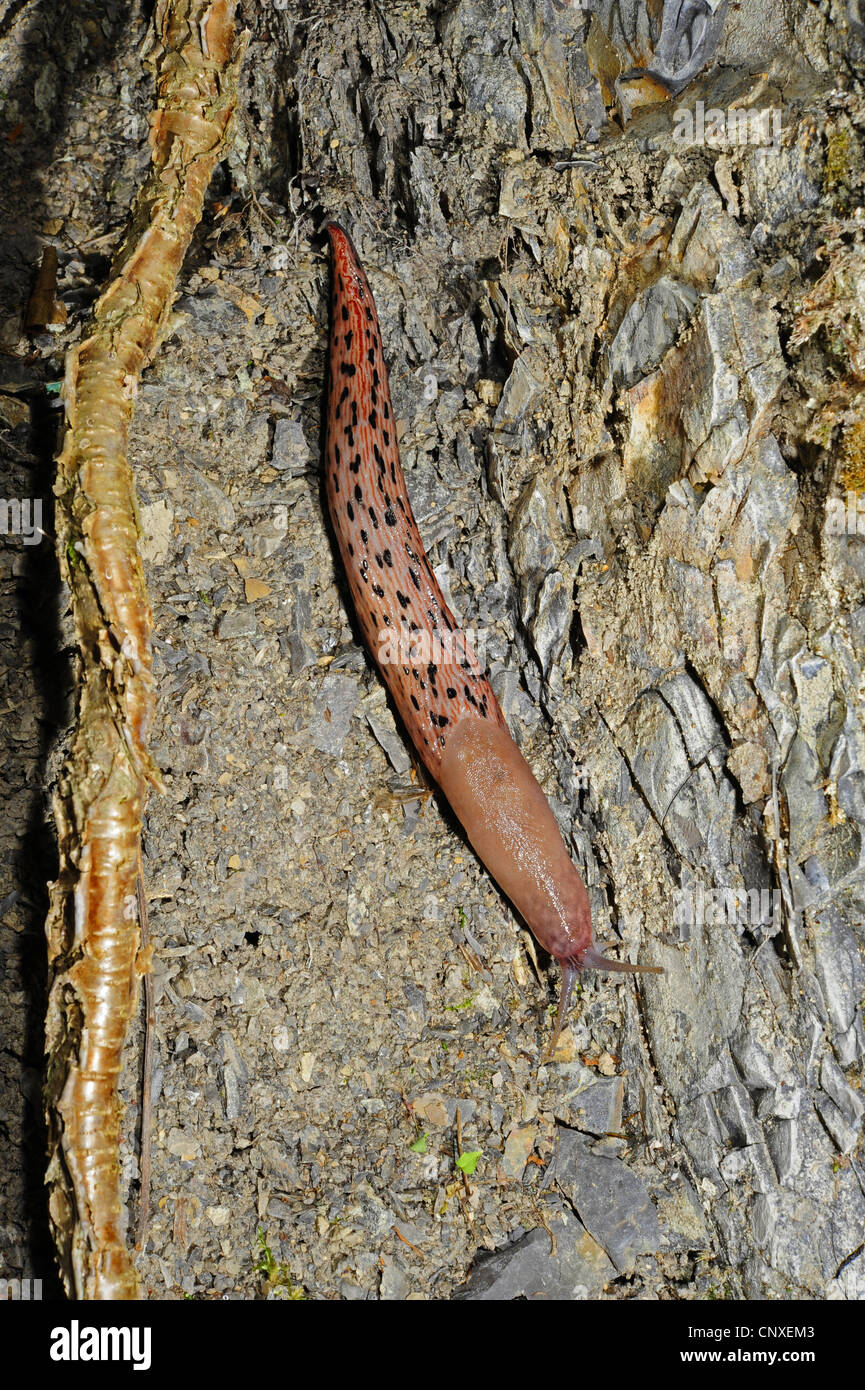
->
340, 362, 356, 376
385, 508, 397, 526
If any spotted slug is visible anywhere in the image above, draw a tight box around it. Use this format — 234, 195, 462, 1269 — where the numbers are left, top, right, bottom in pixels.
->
324, 222, 662, 1047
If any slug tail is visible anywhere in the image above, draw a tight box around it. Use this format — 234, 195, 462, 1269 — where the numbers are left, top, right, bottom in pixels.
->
578, 945, 664, 975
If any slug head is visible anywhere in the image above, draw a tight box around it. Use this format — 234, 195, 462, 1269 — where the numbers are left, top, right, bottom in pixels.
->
438, 718, 595, 962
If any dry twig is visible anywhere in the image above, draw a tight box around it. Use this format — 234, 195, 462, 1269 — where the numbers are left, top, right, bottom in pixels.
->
134, 848, 155, 1252
45, 0, 247, 1300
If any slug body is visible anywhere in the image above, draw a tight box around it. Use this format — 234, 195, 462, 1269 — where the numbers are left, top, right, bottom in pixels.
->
324, 224, 660, 1044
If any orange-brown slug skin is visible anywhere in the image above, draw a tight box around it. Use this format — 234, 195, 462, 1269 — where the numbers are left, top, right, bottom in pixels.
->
324, 223, 662, 1043
438, 719, 593, 966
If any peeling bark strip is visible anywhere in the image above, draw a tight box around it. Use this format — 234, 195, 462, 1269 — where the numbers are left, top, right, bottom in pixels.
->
46, 0, 246, 1300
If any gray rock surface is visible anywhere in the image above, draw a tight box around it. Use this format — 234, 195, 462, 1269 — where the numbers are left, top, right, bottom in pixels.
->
545, 1127, 662, 1274
455, 1197, 616, 1299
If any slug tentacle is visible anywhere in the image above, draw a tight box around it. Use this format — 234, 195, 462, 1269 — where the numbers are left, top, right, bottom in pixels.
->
544, 950, 663, 1059
576, 946, 665, 975
546, 960, 580, 1062
323, 222, 662, 1050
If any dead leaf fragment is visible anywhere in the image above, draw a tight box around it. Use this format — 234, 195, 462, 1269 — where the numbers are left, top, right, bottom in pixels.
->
412, 1092, 449, 1127
499, 1124, 538, 1181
